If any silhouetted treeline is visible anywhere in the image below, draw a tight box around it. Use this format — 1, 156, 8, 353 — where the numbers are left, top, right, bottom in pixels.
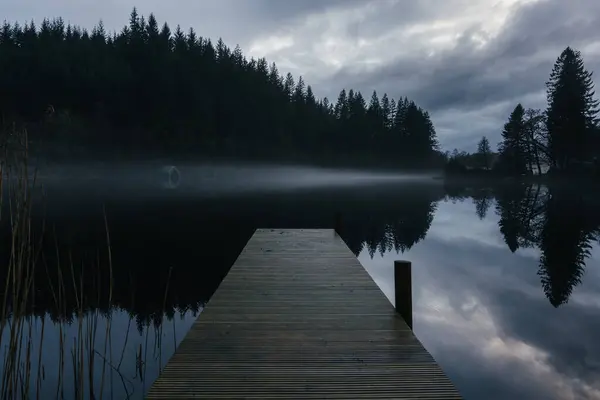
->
446, 47, 600, 178
0, 9, 441, 167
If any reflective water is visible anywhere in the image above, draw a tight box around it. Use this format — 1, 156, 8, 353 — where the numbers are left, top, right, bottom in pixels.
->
1, 164, 599, 399
361, 197, 600, 400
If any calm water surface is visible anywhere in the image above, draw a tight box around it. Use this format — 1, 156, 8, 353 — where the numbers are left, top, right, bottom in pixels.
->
362, 198, 600, 400
1, 164, 599, 399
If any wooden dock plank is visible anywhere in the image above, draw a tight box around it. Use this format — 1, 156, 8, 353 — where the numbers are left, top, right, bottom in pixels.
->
147, 228, 461, 399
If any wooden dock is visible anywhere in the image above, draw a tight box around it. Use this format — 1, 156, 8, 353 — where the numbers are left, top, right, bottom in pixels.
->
147, 229, 461, 399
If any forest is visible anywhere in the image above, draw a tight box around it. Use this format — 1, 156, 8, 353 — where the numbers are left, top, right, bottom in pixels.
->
0, 9, 441, 168
0, 9, 598, 174
446, 47, 600, 177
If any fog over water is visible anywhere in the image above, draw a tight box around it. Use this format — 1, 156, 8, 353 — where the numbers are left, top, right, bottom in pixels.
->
30, 162, 442, 197
2, 161, 598, 399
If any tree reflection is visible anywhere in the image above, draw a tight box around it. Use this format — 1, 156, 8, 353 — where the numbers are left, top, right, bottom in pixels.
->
3, 180, 598, 319
490, 184, 597, 307
452, 181, 599, 307
495, 184, 545, 252
0, 184, 443, 322
337, 190, 438, 258
474, 197, 492, 220
537, 189, 595, 307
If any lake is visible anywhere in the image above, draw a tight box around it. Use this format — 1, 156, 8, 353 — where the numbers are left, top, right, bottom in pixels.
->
1, 163, 599, 399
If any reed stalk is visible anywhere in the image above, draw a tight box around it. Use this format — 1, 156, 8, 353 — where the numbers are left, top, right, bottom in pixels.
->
0, 125, 173, 399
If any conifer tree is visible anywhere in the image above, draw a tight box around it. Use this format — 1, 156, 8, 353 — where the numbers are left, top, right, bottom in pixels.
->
498, 104, 528, 175
293, 76, 306, 104
305, 85, 315, 106
0, 9, 441, 166
283, 73, 295, 100
334, 89, 348, 120
367, 90, 382, 136
380, 94, 391, 130
477, 136, 492, 169
546, 47, 599, 170
389, 98, 397, 128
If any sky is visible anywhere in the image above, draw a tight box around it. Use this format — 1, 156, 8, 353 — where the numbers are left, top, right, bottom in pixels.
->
2, 0, 600, 151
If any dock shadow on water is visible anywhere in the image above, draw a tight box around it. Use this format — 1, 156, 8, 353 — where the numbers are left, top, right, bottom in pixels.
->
1, 139, 600, 398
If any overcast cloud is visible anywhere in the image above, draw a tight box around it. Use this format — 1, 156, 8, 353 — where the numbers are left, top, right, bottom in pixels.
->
2, 0, 600, 150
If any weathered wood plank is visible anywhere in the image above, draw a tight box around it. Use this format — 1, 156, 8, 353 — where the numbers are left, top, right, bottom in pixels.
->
147, 228, 461, 399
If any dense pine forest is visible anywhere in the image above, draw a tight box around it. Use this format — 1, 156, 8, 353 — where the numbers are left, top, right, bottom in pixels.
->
0, 9, 441, 167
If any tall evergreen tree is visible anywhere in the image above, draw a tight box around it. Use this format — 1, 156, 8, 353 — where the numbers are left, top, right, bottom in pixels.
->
389, 98, 397, 128
268, 62, 282, 89
498, 104, 528, 176
476, 136, 492, 169
419, 110, 439, 154
305, 85, 315, 106
394, 98, 408, 137
293, 76, 306, 104
368, 91, 380, 116
546, 47, 599, 171
380, 93, 391, 130
334, 89, 348, 120
283, 73, 295, 100
367, 90, 382, 137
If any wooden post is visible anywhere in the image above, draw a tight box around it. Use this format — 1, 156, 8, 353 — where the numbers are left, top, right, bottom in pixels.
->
394, 260, 413, 330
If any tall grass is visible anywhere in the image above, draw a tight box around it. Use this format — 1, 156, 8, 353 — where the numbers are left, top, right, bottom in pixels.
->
0, 124, 41, 398
0, 125, 176, 399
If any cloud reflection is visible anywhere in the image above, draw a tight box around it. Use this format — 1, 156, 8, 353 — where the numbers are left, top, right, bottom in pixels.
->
359, 199, 600, 400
